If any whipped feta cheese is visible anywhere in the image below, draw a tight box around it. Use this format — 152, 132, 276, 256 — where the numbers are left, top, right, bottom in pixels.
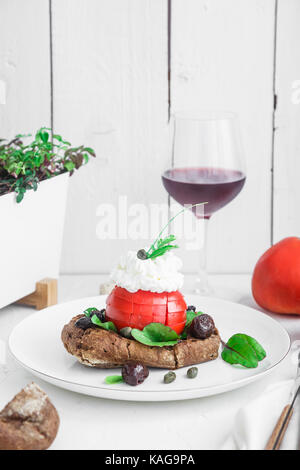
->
111, 250, 184, 293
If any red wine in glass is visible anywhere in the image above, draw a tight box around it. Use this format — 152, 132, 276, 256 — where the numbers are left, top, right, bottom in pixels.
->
163, 112, 246, 294
162, 167, 246, 219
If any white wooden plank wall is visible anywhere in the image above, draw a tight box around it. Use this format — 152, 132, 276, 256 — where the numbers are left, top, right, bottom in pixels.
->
52, 0, 169, 273
273, 0, 300, 243
0, 0, 50, 137
171, 0, 276, 273
0, 0, 299, 274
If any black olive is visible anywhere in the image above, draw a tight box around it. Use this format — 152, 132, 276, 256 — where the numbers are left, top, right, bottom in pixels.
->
93, 308, 105, 322
122, 362, 149, 386
187, 305, 196, 312
137, 249, 148, 260
188, 314, 215, 339
75, 316, 93, 330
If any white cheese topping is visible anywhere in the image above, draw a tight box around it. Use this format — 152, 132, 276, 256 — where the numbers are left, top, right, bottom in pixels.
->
110, 250, 184, 293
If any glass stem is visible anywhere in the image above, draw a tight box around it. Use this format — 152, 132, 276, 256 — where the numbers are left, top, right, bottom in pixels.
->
195, 218, 213, 295
200, 218, 209, 274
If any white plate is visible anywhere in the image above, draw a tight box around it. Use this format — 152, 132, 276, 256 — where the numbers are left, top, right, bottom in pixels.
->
9, 295, 290, 401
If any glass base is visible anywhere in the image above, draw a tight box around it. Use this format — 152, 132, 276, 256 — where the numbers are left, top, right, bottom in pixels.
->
194, 270, 214, 296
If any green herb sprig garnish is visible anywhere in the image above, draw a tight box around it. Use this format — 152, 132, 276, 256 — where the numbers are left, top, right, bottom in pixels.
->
137, 203, 206, 261
147, 234, 179, 260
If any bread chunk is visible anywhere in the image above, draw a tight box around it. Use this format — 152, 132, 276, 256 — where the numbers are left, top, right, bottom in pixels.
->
0, 383, 59, 450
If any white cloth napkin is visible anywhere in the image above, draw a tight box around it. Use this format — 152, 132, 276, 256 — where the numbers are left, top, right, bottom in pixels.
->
0, 340, 6, 365
222, 379, 300, 450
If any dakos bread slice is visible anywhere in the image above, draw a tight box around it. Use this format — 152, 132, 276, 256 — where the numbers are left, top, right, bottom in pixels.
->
62, 315, 220, 370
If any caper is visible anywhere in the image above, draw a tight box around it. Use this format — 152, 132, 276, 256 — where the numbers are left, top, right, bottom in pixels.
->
164, 371, 176, 384
187, 367, 198, 379
120, 327, 133, 339
137, 249, 148, 260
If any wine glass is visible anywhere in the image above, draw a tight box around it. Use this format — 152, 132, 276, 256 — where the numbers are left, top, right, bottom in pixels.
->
162, 111, 246, 294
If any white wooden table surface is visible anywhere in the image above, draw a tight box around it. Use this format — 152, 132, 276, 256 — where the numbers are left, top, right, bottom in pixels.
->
0, 274, 299, 450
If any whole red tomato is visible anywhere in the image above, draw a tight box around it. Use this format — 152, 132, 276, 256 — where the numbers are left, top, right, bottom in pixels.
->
106, 286, 187, 334
252, 237, 300, 314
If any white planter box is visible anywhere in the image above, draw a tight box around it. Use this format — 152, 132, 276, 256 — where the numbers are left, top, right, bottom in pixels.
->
0, 173, 69, 309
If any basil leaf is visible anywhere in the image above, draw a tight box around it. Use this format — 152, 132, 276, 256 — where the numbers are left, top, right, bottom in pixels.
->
84, 307, 98, 318
221, 334, 266, 368
131, 323, 179, 347
91, 314, 117, 332
105, 375, 124, 384
180, 311, 203, 339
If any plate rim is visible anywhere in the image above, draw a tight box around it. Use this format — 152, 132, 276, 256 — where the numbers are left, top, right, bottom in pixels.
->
8, 295, 291, 397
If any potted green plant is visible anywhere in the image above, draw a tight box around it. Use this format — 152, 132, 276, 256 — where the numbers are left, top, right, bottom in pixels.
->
0, 127, 95, 309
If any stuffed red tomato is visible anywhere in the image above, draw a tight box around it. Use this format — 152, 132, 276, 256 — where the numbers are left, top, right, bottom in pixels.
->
106, 286, 187, 334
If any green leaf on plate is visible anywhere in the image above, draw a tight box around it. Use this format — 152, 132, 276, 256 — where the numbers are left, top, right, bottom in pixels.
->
242, 335, 266, 361
105, 375, 124, 384
221, 333, 266, 368
91, 314, 117, 332
131, 322, 179, 347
